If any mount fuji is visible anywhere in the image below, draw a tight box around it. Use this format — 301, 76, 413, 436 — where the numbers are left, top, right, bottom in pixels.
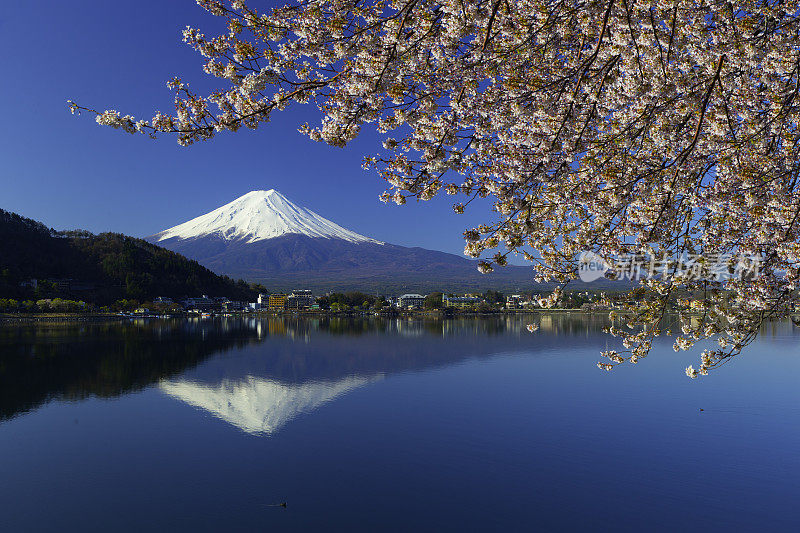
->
147, 189, 533, 292
151, 189, 382, 246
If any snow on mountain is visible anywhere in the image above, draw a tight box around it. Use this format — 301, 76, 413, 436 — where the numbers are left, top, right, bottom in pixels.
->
152, 189, 382, 245
147, 188, 539, 291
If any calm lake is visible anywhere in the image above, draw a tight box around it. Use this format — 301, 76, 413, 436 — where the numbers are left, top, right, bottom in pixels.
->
1, 315, 799, 532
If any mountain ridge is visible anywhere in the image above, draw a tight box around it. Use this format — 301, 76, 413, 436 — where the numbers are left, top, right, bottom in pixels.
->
149, 189, 631, 292
147, 190, 540, 292
0, 208, 262, 303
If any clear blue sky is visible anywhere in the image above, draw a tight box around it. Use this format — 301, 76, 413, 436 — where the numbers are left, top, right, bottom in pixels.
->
0, 0, 503, 258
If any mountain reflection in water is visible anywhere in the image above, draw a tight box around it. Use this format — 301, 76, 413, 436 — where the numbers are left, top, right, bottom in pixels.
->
4, 316, 800, 532
160, 375, 382, 435
0, 315, 608, 429
6, 315, 796, 436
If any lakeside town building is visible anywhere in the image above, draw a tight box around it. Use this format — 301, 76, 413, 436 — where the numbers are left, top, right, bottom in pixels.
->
268, 294, 288, 311
287, 290, 315, 310
443, 295, 482, 309
157, 287, 597, 315
506, 295, 523, 309
398, 294, 425, 309
183, 295, 216, 311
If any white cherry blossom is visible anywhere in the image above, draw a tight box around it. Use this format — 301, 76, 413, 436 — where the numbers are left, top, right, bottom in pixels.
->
70, 0, 800, 376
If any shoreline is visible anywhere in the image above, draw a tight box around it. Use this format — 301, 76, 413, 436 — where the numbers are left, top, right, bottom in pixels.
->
2, 309, 795, 326
2, 307, 766, 324
0, 308, 608, 324
0, 313, 127, 324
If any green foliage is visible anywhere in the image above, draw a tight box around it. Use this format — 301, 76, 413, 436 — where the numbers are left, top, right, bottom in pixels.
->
0, 208, 260, 305
371, 296, 388, 310
424, 292, 443, 309
0, 298, 93, 313
113, 299, 140, 311
316, 292, 378, 310
483, 289, 505, 305
0, 299, 19, 311
476, 301, 494, 312
35, 299, 87, 312
561, 291, 592, 308
142, 301, 183, 314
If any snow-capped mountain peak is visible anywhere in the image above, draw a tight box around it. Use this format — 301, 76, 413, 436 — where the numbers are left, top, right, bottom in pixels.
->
152, 189, 382, 244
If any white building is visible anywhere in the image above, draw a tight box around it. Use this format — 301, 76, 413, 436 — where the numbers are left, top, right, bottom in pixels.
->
506, 294, 522, 309
287, 290, 315, 310
398, 294, 425, 309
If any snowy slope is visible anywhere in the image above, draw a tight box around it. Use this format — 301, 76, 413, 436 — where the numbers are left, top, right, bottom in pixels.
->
152, 189, 382, 245
147, 189, 539, 291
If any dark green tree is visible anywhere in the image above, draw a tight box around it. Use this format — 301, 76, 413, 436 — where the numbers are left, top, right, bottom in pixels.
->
424, 292, 443, 310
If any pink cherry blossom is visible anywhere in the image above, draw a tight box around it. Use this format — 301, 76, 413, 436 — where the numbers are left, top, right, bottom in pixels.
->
70, 0, 800, 376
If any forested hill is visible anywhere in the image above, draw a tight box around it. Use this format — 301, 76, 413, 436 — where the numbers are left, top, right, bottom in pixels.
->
0, 209, 262, 303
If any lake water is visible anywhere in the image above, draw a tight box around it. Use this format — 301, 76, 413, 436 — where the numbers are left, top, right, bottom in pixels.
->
1, 315, 799, 532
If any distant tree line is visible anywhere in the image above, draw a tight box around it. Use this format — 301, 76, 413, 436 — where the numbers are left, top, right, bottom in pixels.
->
0, 208, 265, 305
316, 292, 388, 311
0, 298, 87, 313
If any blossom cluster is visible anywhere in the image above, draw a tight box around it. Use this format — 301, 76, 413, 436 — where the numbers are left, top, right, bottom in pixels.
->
71, 0, 800, 376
